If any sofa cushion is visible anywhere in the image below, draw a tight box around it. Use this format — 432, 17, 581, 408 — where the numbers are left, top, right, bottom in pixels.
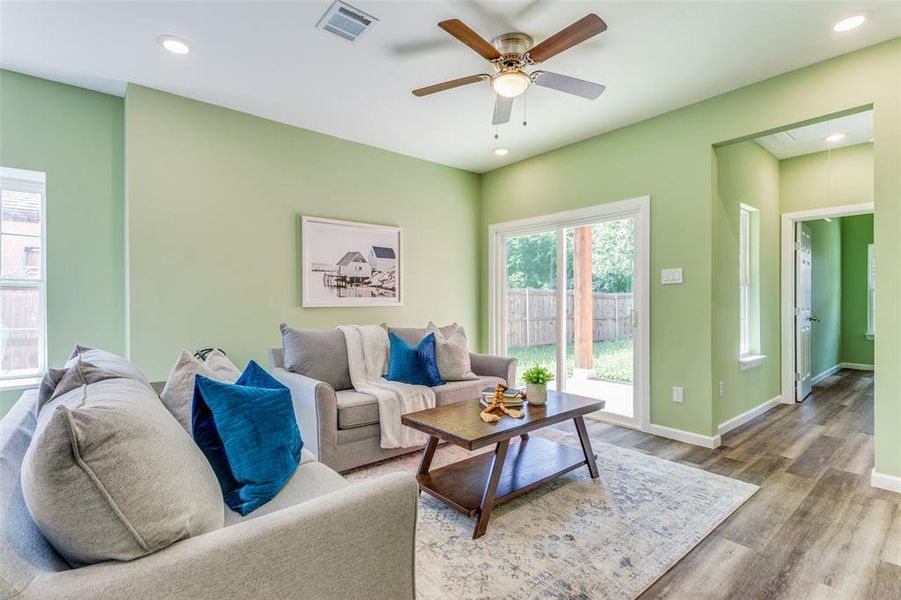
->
160, 349, 241, 432
337, 389, 381, 429
335, 376, 504, 430
21, 376, 224, 566
64, 345, 151, 387
222, 461, 349, 527
193, 361, 303, 516
281, 324, 353, 391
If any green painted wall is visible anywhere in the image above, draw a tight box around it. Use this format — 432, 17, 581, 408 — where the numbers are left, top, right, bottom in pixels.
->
780, 142, 874, 213
712, 141, 781, 426
480, 38, 901, 480
0, 70, 125, 413
808, 219, 842, 379
124, 85, 481, 380
841, 214, 875, 365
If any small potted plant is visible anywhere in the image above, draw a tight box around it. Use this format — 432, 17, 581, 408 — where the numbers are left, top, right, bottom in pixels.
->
522, 365, 554, 405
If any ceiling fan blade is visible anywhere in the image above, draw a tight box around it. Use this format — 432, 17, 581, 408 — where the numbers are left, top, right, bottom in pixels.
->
532, 71, 606, 99
527, 14, 607, 63
412, 74, 486, 97
438, 19, 502, 61
492, 95, 514, 125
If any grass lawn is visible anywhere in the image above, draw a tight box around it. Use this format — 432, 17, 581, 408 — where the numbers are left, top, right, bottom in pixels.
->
508, 339, 633, 385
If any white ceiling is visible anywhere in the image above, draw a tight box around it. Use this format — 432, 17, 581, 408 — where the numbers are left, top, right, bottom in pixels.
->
756, 110, 874, 159
2, 1, 900, 173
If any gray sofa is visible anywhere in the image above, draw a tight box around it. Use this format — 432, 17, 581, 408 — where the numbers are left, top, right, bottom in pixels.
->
270, 326, 517, 473
1, 388, 419, 600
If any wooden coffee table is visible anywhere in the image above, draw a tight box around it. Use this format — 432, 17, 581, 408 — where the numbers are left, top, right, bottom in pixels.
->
401, 390, 604, 539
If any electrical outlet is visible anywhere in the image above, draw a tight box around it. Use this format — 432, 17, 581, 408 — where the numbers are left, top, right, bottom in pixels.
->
719, 381, 726, 399
672, 386, 684, 403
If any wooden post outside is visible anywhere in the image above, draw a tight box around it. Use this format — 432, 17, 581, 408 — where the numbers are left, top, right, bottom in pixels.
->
573, 226, 593, 371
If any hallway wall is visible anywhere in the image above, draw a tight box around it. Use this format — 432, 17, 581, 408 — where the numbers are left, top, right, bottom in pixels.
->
841, 214, 875, 365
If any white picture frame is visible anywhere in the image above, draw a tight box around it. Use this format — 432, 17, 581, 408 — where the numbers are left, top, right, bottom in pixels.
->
301, 216, 403, 307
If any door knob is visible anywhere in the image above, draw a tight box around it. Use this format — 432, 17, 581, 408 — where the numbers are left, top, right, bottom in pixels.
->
809, 316, 820, 322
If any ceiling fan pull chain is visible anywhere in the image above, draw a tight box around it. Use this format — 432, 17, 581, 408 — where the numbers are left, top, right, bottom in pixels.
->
494, 126, 499, 140
523, 92, 528, 127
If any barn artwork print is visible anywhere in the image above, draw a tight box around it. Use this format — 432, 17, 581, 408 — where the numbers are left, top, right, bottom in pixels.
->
301, 216, 401, 307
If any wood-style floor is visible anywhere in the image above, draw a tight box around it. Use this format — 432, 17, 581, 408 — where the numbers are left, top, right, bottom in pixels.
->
569, 369, 900, 599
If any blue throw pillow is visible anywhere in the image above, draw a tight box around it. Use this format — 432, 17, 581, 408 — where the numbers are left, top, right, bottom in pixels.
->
386, 332, 443, 387
192, 360, 303, 516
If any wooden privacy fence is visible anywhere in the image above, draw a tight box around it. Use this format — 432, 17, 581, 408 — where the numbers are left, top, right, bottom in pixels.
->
506, 288, 633, 347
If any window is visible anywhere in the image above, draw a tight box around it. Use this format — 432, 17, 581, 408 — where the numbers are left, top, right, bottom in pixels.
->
867, 243, 875, 340
0, 168, 46, 384
739, 204, 763, 368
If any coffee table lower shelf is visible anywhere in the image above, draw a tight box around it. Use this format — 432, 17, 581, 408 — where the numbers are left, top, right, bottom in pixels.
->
416, 436, 589, 517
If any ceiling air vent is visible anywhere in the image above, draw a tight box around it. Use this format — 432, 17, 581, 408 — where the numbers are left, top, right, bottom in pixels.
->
316, 1, 378, 43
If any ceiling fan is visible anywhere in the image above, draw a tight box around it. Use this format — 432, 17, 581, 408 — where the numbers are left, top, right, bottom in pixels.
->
411, 14, 607, 126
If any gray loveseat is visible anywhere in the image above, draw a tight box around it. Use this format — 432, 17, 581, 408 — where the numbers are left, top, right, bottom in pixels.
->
1, 387, 418, 600
270, 325, 517, 473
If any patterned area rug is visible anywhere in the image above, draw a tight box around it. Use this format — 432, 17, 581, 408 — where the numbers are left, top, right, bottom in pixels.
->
345, 427, 758, 600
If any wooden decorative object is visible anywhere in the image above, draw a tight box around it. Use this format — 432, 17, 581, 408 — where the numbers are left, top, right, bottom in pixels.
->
480, 384, 524, 423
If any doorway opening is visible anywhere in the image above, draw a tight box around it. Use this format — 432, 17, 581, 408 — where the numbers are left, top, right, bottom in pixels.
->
782, 205, 874, 403
770, 109, 876, 403
488, 196, 650, 430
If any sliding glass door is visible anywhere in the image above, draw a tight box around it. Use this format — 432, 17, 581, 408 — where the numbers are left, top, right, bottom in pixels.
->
491, 198, 649, 429
562, 219, 635, 420
503, 229, 560, 388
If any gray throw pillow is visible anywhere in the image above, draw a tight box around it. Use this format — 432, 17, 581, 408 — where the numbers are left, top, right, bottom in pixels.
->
21, 377, 224, 567
47, 359, 120, 403
64, 345, 151, 387
159, 349, 241, 432
388, 324, 459, 346
280, 324, 352, 390
427, 322, 479, 381
37, 368, 67, 411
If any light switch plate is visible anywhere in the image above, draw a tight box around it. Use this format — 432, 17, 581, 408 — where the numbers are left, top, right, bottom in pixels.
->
661, 268, 683, 285
672, 386, 684, 403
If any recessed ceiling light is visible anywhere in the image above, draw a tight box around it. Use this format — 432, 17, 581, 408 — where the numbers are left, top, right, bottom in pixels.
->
157, 35, 191, 55
833, 14, 866, 32
493, 148, 509, 157
825, 132, 846, 143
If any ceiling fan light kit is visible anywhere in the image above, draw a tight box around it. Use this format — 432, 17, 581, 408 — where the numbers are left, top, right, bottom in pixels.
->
412, 14, 608, 127
493, 71, 531, 98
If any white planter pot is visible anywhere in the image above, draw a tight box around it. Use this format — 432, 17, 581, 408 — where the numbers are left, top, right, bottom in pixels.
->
526, 383, 548, 405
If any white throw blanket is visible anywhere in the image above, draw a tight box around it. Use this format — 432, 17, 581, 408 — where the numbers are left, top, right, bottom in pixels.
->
338, 325, 436, 449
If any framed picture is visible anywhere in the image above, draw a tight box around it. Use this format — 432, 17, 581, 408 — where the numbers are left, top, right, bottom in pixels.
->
301, 216, 402, 307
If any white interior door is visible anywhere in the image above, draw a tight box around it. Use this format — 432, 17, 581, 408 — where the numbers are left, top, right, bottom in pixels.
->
795, 222, 812, 401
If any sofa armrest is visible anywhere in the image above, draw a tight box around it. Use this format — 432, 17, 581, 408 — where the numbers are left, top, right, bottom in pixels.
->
270, 367, 337, 464
22, 472, 419, 600
470, 353, 517, 386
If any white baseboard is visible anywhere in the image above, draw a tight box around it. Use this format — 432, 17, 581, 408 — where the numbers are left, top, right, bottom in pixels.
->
871, 468, 901, 494
647, 424, 721, 449
841, 362, 874, 371
717, 396, 782, 436
811, 364, 842, 386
